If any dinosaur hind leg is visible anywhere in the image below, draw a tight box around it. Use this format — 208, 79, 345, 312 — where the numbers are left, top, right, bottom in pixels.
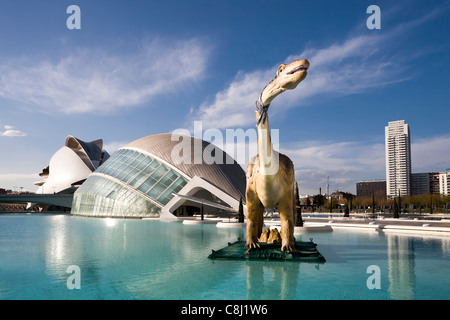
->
278, 191, 297, 253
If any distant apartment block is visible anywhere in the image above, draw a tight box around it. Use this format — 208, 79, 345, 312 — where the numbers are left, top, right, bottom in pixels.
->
410, 171, 450, 196
357, 172, 449, 198
429, 172, 441, 194
440, 170, 450, 195
356, 180, 386, 199
411, 173, 430, 195
385, 120, 412, 197
379, 170, 450, 196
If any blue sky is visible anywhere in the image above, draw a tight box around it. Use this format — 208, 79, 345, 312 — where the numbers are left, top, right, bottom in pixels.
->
0, 0, 449, 195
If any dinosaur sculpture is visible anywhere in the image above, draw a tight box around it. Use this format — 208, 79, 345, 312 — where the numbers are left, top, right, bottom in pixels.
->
245, 59, 309, 252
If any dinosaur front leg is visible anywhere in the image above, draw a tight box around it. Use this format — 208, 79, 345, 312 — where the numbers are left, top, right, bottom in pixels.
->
245, 197, 264, 250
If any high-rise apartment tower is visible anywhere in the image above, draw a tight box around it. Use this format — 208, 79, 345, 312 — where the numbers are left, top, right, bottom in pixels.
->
385, 120, 412, 198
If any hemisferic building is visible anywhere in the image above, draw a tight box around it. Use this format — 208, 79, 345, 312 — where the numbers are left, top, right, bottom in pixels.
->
71, 133, 246, 219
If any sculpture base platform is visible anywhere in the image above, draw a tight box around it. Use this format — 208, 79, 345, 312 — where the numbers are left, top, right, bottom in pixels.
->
208, 240, 326, 263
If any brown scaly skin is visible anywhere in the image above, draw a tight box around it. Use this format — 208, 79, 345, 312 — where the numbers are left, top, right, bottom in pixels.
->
245, 59, 309, 253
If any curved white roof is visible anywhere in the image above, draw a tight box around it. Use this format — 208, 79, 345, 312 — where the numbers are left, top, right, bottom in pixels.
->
124, 133, 246, 202
65, 135, 109, 170
36, 136, 109, 194
37, 146, 94, 194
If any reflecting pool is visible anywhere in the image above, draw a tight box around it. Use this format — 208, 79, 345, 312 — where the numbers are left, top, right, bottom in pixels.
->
0, 214, 449, 299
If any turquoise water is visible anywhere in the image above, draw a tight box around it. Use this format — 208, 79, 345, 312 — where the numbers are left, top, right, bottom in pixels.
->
0, 214, 449, 300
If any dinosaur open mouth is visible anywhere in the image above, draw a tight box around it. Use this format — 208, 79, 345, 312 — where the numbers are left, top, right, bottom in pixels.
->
288, 65, 309, 75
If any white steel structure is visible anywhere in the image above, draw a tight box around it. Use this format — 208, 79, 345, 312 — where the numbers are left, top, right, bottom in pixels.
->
385, 120, 412, 198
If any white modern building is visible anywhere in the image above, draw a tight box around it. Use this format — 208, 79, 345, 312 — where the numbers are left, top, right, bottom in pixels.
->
385, 120, 412, 198
35, 136, 110, 194
71, 133, 246, 219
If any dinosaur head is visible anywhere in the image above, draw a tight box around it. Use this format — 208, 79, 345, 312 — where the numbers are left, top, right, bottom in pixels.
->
276, 59, 309, 90
260, 59, 310, 107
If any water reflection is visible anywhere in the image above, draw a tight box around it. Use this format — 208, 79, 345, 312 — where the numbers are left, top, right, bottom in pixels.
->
33, 217, 450, 299
387, 234, 416, 299
45, 215, 70, 272
386, 234, 450, 300
245, 262, 302, 299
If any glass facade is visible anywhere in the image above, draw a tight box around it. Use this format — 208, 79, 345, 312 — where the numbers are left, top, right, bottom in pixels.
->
72, 148, 188, 217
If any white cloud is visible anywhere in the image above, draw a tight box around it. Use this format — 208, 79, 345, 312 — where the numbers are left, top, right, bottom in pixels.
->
0, 125, 26, 137
192, 32, 408, 129
412, 135, 450, 172
191, 10, 441, 129
0, 39, 210, 114
208, 134, 387, 194
1, 130, 27, 137
280, 140, 386, 194
275, 134, 450, 195
193, 69, 272, 129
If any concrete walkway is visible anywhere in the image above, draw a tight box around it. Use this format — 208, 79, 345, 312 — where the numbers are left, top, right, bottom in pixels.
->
302, 216, 450, 236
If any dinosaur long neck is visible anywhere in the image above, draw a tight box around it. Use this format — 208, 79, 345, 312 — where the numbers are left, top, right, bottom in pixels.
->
256, 83, 280, 174
256, 109, 273, 172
